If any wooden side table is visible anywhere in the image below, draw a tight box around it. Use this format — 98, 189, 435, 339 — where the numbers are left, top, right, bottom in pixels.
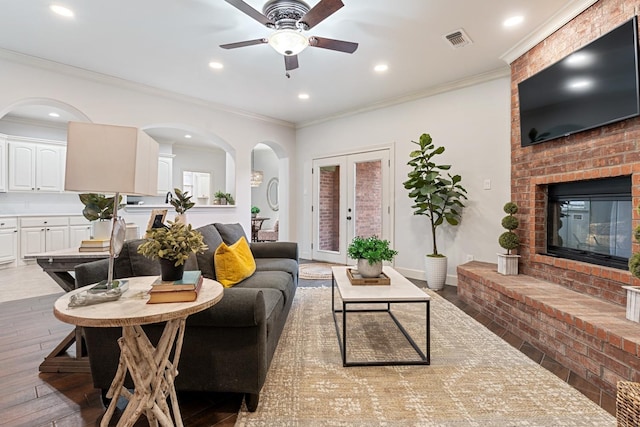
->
54, 276, 224, 427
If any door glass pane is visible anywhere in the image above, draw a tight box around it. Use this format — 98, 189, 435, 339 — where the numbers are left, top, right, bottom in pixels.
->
354, 160, 382, 238
319, 165, 340, 252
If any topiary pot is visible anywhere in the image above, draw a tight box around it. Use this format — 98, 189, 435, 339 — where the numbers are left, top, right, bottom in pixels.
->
357, 259, 382, 278
159, 258, 185, 281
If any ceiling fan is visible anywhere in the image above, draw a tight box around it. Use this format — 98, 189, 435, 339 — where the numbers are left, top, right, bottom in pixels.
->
220, 0, 358, 76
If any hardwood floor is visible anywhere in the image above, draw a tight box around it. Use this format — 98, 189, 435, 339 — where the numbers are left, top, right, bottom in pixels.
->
0, 264, 615, 426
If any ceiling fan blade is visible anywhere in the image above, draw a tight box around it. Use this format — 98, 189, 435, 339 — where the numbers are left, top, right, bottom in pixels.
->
285, 55, 299, 71
220, 38, 268, 49
299, 0, 344, 30
309, 36, 358, 53
224, 0, 274, 27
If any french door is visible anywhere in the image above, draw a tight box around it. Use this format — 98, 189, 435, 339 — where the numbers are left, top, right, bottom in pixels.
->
312, 149, 392, 264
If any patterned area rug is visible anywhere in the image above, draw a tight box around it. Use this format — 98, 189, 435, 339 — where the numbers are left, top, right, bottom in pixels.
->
235, 287, 615, 426
299, 263, 341, 280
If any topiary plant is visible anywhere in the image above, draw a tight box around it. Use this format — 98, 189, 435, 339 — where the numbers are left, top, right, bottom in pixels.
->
629, 204, 640, 278
499, 202, 520, 254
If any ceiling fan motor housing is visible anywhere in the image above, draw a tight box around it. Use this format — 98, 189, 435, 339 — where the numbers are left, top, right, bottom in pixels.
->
263, 0, 311, 30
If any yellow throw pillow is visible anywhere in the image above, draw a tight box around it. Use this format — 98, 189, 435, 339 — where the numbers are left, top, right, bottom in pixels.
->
214, 236, 256, 288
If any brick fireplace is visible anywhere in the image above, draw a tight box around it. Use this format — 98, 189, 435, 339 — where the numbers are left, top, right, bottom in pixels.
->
458, 0, 640, 402
511, 0, 640, 306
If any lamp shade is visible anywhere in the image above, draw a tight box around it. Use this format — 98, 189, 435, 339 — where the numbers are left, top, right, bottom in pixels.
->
65, 122, 159, 196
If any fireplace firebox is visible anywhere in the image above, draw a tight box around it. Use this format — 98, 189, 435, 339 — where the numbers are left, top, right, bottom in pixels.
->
546, 176, 632, 270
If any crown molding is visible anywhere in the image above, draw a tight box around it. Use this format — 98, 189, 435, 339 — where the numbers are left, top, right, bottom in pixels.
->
0, 48, 295, 129
0, 114, 67, 130
296, 67, 510, 129
500, 0, 599, 65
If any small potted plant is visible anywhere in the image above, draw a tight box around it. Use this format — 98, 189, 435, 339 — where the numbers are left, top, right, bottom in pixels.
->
251, 206, 260, 218
625, 204, 640, 322
224, 193, 235, 205
347, 235, 398, 278
214, 190, 227, 205
79, 193, 123, 240
137, 221, 207, 281
498, 202, 520, 275
169, 187, 195, 223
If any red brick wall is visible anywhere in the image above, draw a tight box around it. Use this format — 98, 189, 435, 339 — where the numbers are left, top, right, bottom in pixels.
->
319, 166, 340, 251
355, 161, 382, 238
512, 0, 640, 306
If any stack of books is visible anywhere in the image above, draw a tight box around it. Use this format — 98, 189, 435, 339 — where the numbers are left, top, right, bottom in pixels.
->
147, 270, 203, 304
79, 239, 111, 252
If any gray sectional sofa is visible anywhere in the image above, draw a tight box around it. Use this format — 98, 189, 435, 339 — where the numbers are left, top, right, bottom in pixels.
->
74, 222, 298, 411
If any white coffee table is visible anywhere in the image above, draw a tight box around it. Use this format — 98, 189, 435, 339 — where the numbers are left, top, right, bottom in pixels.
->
331, 266, 430, 367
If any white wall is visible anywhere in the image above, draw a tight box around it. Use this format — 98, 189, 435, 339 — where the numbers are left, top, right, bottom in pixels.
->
295, 77, 512, 283
0, 56, 296, 237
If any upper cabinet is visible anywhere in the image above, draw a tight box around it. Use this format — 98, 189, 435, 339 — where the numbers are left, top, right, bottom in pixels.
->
0, 134, 6, 193
157, 154, 174, 196
8, 137, 66, 192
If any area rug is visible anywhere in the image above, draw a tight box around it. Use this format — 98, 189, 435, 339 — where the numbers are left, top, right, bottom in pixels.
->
299, 263, 342, 280
235, 287, 615, 426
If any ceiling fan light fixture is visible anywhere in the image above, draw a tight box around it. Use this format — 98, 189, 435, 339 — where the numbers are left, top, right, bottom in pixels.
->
268, 29, 308, 56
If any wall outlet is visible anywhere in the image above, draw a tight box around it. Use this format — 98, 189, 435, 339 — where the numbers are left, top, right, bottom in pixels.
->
483, 179, 491, 190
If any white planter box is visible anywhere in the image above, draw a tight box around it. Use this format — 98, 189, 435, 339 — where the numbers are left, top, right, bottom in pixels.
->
497, 253, 520, 275
623, 286, 640, 322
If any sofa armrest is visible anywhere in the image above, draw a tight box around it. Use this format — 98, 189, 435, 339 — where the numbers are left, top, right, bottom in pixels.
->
187, 288, 265, 328
250, 242, 298, 261
75, 259, 110, 288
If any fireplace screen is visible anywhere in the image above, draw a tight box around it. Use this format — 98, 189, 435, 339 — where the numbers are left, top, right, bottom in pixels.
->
547, 177, 632, 270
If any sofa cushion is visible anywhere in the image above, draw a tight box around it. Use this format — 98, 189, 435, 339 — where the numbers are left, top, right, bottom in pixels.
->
195, 224, 224, 280
214, 236, 256, 288
214, 223, 248, 245
255, 258, 298, 280
235, 270, 294, 307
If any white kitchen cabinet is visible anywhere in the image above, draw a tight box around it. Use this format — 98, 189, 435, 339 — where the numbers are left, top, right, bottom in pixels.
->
157, 154, 174, 195
19, 217, 69, 258
0, 135, 6, 193
69, 216, 92, 248
0, 218, 18, 265
8, 139, 65, 192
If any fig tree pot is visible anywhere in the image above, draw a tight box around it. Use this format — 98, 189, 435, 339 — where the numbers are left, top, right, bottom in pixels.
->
623, 286, 640, 323
425, 255, 447, 290
174, 213, 187, 224
357, 259, 383, 278
92, 220, 112, 240
497, 253, 520, 275
159, 258, 185, 281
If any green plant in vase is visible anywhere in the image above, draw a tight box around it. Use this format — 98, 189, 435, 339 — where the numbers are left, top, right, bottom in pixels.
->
138, 221, 207, 280
347, 235, 398, 278
497, 202, 520, 275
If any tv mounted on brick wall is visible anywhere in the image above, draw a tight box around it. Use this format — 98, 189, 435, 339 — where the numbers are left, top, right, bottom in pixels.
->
518, 16, 640, 147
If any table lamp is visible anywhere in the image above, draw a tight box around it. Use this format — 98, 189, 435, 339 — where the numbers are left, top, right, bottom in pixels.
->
65, 122, 159, 292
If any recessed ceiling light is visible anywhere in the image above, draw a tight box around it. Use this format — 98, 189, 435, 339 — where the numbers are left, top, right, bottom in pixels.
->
209, 61, 224, 70
298, 93, 310, 100
50, 5, 74, 18
374, 64, 388, 73
184, 134, 192, 139
48, 112, 60, 118
503, 16, 524, 27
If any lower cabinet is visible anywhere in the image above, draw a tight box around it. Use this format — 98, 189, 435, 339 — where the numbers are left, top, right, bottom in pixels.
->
0, 218, 18, 265
19, 217, 69, 258
69, 216, 92, 248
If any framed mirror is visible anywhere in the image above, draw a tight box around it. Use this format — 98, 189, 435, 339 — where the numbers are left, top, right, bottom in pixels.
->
267, 177, 279, 211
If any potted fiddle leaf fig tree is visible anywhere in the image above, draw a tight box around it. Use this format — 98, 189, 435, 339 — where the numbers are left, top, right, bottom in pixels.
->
498, 202, 520, 275
347, 235, 398, 278
403, 133, 467, 290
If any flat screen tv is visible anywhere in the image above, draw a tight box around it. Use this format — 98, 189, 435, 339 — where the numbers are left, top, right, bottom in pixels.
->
518, 16, 640, 147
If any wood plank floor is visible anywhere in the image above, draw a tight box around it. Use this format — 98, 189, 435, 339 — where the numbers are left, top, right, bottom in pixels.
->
0, 264, 616, 426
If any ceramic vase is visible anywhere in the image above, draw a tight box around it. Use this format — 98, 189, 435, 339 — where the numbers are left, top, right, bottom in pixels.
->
357, 259, 382, 278
92, 220, 112, 240
159, 258, 185, 281
424, 255, 447, 290
497, 253, 520, 275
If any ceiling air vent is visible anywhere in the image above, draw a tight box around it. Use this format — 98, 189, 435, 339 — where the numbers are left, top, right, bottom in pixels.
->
444, 29, 472, 49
